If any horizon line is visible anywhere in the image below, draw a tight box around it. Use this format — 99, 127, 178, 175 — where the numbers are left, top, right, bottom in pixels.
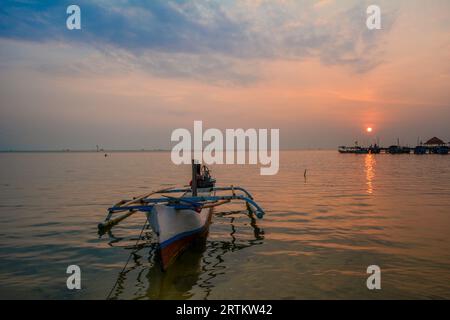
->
0, 148, 334, 153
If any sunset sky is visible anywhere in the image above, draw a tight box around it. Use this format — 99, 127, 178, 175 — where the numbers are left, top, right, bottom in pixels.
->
0, 0, 449, 150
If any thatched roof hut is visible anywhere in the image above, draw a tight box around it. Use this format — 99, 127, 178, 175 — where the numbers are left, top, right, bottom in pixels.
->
424, 137, 445, 146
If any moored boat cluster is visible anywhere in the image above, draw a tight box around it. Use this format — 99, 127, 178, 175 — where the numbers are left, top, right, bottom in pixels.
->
338, 137, 449, 154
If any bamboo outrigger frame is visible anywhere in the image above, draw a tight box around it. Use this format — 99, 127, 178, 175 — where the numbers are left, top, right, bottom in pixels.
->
98, 185, 265, 233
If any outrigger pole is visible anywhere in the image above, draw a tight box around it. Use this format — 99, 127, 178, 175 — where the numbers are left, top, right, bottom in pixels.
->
140, 186, 255, 199
97, 186, 174, 233
108, 187, 264, 219
104, 185, 265, 219
106, 193, 265, 219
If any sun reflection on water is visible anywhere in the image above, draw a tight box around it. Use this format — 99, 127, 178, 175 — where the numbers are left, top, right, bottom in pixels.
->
365, 154, 376, 194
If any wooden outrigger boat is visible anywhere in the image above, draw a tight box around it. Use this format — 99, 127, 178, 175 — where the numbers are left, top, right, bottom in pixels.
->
98, 161, 265, 271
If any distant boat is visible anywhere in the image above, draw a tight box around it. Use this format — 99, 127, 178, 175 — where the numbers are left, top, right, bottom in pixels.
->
431, 146, 449, 155
387, 145, 410, 154
368, 144, 381, 154
338, 146, 369, 154
414, 146, 427, 154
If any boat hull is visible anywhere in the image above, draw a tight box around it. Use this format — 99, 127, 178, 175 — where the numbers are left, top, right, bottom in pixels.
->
147, 190, 213, 270
158, 214, 211, 270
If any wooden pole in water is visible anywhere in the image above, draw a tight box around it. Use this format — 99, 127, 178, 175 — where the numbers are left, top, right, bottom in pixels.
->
192, 159, 198, 197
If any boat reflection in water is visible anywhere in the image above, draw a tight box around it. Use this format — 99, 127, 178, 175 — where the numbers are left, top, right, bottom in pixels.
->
107, 209, 264, 300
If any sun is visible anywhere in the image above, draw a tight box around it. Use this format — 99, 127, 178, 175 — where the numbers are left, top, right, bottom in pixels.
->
366, 127, 373, 133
